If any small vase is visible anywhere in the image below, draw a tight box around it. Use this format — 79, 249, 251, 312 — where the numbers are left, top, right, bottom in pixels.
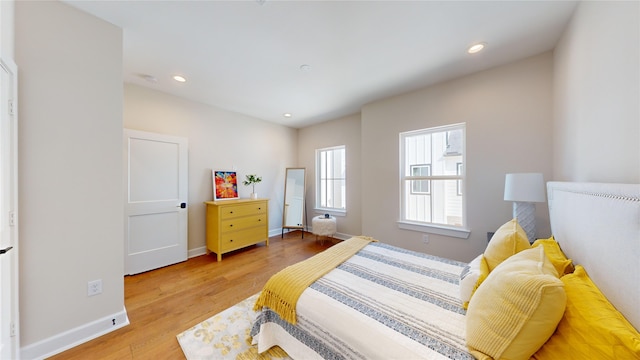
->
250, 193, 258, 200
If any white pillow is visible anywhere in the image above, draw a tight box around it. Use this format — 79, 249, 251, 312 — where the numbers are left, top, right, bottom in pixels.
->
459, 254, 485, 309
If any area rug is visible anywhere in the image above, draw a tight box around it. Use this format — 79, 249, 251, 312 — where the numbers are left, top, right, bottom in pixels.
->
177, 293, 291, 360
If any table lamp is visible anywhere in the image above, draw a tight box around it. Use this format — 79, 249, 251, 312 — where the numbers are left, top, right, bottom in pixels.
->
504, 173, 545, 242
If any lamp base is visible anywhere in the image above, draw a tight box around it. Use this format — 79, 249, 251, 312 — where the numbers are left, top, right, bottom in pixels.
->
513, 201, 536, 242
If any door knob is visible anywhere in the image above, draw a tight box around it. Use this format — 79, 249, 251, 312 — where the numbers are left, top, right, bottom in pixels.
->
0, 246, 13, 255
178, 203, 187, 208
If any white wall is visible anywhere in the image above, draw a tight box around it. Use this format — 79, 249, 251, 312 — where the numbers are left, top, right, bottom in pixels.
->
360, 53, 554, 262
16, 0, 125, 356
0, 0, 14, 59
298, 113, 362, 237
124, 84, 298, 252
553, 1, 639, 183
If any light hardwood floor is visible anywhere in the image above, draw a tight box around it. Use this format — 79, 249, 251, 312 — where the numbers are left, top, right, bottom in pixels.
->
48, 231, 336, 360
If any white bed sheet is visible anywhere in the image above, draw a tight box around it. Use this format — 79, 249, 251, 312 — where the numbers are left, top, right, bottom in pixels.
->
252, 242, 472, 360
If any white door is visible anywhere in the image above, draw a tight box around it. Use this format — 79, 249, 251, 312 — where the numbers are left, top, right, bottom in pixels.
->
124, 129, 188, 275
0, 58, 18, 360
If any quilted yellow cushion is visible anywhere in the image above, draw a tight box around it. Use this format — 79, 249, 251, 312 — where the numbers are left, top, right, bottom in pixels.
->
459, 254, 489, 310
531, 236, 575, 276
466, 247, 566, 360
484, 219, 530, 271
532, 265, 640, 359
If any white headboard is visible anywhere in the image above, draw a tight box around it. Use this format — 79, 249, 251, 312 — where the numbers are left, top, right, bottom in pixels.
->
547, 181, 640, 330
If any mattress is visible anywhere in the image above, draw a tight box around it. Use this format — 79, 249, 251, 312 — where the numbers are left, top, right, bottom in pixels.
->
251, 241, 473, 360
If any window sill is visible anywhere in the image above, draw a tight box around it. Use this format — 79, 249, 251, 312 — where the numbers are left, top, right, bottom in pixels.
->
314, 208, 346, 217
397, 221, 470, 239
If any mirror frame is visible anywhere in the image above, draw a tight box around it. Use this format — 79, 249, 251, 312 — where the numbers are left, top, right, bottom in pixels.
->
282, 167, 306, 237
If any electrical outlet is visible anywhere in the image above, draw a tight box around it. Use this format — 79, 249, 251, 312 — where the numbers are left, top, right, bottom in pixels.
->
88, 279, 102, 297
422, 234, 429, 244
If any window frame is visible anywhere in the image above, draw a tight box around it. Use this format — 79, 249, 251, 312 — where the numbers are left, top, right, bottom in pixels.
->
315, 145, 346, 215
398, 123, 469, 239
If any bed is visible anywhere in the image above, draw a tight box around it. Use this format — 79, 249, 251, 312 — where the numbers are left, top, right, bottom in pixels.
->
251, 182, 640, 359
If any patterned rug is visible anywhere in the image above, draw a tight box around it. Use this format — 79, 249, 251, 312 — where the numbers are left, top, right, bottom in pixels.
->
177, 293, 291, 360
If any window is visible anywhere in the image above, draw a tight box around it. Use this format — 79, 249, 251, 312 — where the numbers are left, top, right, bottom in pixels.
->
399, 123, 466, 235
316, 146, 346, 212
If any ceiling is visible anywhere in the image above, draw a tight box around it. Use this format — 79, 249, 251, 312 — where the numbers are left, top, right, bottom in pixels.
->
64, 0, 579, 128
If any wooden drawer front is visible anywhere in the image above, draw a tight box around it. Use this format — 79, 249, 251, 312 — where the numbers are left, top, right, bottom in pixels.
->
220, 203, 267, 219
220, 227, 266, 251
220, 214, 266, 232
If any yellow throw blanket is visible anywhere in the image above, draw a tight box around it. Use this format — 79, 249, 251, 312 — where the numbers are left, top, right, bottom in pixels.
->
253, 236, 377, 325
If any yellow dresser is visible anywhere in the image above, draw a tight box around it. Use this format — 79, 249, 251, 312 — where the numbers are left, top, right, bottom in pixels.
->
204, 198, 269, 261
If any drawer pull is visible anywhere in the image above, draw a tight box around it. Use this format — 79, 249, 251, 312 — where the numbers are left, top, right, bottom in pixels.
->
230, 239, 234, 242
229, 224, 233, 227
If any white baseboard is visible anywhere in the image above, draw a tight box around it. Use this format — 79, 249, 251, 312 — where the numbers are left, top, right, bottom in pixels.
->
188, 246, 207, 258
332, 232, 352, 241
187, 229, 354, 260
269, 228, 283, 237
20, 308, 129, 360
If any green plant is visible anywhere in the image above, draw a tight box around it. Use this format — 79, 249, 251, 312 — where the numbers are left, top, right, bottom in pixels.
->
243, 174, 262, 193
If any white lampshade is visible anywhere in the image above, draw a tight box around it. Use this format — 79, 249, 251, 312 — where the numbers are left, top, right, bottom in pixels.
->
504, 173, 545, 203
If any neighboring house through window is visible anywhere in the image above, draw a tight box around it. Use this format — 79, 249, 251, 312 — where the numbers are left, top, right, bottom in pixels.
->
316, 145, 346, 213
399, 123, 468, 238
411, 164, 431, 194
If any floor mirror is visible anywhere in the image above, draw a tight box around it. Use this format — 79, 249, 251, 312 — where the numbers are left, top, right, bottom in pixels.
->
282, 167, 306, 238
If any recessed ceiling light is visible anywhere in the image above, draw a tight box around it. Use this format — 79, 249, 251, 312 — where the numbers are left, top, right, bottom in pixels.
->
467, 43, 486, 54
173, 75, 187, 83
283, 113, 292, 118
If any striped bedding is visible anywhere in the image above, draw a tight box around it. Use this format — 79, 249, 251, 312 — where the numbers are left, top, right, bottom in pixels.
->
251, 241, 474, 360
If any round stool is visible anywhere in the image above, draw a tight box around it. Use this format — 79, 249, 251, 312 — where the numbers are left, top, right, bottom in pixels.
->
311, 216, 337, 244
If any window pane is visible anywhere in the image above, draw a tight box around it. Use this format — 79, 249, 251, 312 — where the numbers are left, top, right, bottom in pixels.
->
404, 179, 462, 226
320, 151, 327, 178
320, 178, 328, 207
404, 135, 431, 175
332, 179, 345, 209
334, 149, 345, 178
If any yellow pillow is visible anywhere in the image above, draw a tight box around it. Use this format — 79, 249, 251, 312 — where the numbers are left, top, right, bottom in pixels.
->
532, 265, 640, 359
466, 247, 566, 360
484, 218, 530, 271
531, 236, 575, 276
459, 254, 489, 310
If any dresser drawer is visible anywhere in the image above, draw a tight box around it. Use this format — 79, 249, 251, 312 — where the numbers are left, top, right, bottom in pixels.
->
219, 202, 267, 219
220, 227, 267, 251
220, 214, 266, 232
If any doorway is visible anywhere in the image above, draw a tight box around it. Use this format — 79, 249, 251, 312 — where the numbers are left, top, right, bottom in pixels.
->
0, 57, 19, 359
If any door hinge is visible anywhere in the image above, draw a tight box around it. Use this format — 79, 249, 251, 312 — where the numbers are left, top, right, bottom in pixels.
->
9, 211, 15, 226
8, 99, 14, 116
10, 321, 16, 337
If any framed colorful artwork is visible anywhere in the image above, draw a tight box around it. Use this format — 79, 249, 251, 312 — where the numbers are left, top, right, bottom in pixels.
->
212, 170, 239, 200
